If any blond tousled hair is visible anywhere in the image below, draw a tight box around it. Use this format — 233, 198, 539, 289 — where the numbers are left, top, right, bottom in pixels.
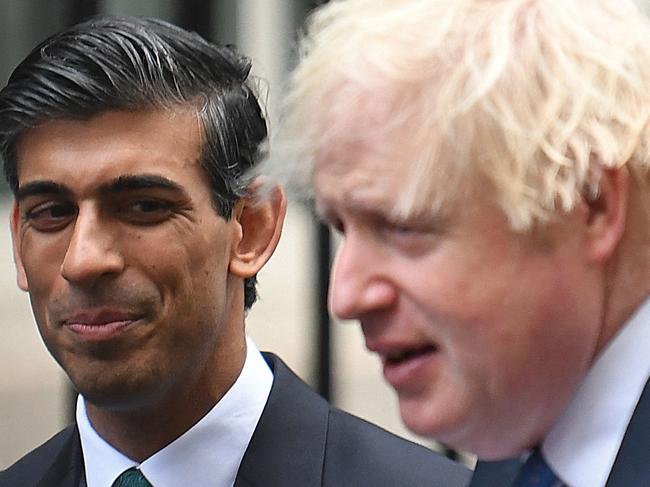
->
265, 0, 650, 230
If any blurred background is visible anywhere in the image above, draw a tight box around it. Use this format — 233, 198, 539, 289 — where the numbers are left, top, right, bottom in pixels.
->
0, 0, 445, 469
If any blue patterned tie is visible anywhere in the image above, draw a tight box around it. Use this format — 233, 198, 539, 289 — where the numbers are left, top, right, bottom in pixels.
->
512, 449, 564, 487
111, 467, 153, 487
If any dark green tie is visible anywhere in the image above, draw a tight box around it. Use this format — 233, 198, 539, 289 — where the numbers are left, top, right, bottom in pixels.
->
112, 467, 153, 487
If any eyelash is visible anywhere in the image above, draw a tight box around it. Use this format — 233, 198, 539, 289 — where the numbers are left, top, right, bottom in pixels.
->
23, 197, 178, 230
25, 202, 71, 218
119, 199, 176, 224
324, 214, 423, 240
126, 199, 173, 212
24, 202, 76, 232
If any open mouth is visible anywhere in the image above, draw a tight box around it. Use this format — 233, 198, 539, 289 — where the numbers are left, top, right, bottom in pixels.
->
384, 345, 438, 365
380, 344, 440, 388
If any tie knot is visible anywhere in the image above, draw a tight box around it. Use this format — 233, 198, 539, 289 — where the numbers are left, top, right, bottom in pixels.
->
512, 448, 564, 487
112, 467, 153, 487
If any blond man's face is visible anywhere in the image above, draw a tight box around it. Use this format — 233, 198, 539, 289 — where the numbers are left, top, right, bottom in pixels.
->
313, 135, 606, 457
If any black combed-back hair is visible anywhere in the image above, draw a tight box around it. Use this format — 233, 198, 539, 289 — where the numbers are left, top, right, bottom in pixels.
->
0, 16, 268, 309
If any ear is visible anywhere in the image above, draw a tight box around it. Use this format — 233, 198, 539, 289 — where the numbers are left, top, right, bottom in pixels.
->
229, 184, 287, 278
583, 168, 629, 264
10, 201, 29, 291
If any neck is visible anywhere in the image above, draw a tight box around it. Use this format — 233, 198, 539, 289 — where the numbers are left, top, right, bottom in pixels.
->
85, 329, 247, 461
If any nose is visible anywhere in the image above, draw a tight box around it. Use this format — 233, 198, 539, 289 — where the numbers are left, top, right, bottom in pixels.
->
328, 234, 397, 321
61, 206, 125, 286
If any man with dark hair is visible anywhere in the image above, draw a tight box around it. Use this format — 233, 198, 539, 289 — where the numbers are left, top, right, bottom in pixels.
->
0, 16, 469, 487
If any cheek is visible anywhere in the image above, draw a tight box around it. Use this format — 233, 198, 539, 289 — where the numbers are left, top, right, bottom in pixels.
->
406, 250, 549, 381
408, 254, 504, 335
453, 265, 591, 397
151, 231, 231, 313
20, 243, 67, 321
20, 231, 65, 278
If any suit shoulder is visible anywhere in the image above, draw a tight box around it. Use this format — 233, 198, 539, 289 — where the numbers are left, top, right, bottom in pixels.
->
0, 427, 76, 486
323, 409, 471, 487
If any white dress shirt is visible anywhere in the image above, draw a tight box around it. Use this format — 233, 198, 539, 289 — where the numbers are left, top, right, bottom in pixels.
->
77, 337, 273, 487
542, 298, 650, 487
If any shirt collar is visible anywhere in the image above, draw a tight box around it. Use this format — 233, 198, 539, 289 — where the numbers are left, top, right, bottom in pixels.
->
77, 337, 273, 487
542, 297, 650, 487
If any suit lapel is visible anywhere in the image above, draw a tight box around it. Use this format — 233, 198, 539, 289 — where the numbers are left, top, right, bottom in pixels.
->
606, 376, 650, 486
469, 458, 521, 487
471, 377, 650, 487
37, 426, 85, 487
30, 355, 326, 487
235, 353, 329, 487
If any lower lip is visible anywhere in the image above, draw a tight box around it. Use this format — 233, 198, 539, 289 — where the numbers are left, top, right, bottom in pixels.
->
66, 320, 136, 342
382, 350, 439, 390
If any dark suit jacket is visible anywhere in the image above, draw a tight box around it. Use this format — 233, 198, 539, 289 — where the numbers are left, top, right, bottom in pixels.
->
469, 376, 650, 487
1, 353, 470, 487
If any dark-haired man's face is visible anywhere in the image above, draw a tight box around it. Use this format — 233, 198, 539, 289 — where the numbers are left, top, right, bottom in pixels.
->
11, 109, 248, 416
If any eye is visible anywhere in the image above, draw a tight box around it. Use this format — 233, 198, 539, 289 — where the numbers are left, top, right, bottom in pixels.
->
317, 207, 345, 235
378, 218, 441, 257
378, 217, 419, 236
319, 215, 345, 235
131, 200, 170, 213
24, 201, 76, 232
329, 216, 345, 234
119, 198, 175, 224
381, 223, 422, 244
389, 222, 418, 235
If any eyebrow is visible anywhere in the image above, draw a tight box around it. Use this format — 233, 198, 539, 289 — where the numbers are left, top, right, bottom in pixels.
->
16, 181, 71, 201
16, 174, 187, 202
103, 174, 185, 194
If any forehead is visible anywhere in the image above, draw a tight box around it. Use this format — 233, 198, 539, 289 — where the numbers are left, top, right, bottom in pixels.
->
311, 120, 460, 226
310, 79, 457, 220
313, 135, 406, 209
15, 109, 204, 190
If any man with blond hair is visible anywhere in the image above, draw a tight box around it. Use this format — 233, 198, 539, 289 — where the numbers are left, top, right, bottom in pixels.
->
267, 0, 650, 485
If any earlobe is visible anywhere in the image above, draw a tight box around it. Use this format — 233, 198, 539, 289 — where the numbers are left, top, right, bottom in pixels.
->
10, 201, 29, 291
583, 168, 629, 263
229, 184, 287, 278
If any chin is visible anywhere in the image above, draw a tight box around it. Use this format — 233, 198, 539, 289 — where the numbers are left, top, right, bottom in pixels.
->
434, 421, 535, 460
398, 396, 449, 439
398, 396, 491, 454
72, 374, 163, 412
